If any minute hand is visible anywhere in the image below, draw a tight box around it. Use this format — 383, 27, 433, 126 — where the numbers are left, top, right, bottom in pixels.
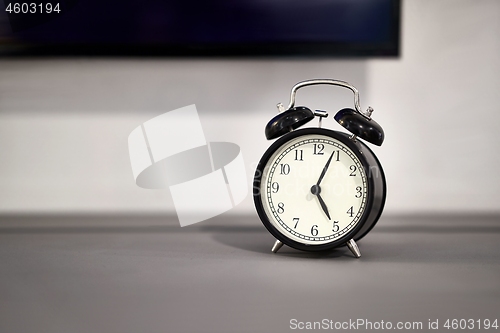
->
316, 151, 335, 186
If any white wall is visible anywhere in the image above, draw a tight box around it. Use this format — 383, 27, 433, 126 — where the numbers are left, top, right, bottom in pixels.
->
0, 0, 499, 215
367, 0, 500, 213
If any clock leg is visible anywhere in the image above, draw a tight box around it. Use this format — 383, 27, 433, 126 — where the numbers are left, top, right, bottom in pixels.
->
346, 239, 361, 258
271, 240, 284, 253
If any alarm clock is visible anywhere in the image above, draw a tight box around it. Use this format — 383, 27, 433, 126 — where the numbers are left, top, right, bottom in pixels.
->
253, 79, 386, 258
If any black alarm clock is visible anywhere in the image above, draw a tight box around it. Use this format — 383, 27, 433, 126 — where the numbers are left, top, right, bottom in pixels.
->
253, 79, 386, 258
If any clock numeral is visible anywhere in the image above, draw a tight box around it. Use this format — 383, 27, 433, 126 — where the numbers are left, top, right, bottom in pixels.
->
313, 143, 324, 155
277, 202, 285, 214
310, 225, 318, 236
349, 165, 357, 176
334, 150, 340, 161
294, 149, 303, 161
293, 217, 300, 229
355, 186, 362, 198
347, 206, 354, 218
280, 163, 290, 175
271, 182, 279, 193
332, 220, 339, 232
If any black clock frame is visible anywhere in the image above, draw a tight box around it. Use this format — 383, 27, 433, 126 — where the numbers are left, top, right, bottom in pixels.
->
253, 127, 386, 252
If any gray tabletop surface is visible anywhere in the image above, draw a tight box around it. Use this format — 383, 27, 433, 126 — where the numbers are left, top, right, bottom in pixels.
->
1, 213, 499, 333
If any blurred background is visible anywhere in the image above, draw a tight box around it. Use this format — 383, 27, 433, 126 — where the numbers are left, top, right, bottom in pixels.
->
0, 0, 499, 217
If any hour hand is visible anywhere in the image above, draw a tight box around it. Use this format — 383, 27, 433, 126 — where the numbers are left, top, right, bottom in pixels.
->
311, 184, 331, 220
317, 194, 331, 220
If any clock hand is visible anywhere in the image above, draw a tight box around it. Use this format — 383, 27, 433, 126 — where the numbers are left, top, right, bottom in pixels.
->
317, 193, 331, 220
310, 185, 331, 220
316, 151, 335, 186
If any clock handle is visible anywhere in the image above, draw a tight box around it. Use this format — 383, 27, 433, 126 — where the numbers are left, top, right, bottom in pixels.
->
285, 79, 373, 119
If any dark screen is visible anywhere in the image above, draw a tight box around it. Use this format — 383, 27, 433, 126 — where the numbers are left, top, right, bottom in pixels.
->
1, 0, 400, 56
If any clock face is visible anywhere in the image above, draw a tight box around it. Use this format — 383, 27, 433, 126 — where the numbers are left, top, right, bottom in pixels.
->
258, 131, 368, 246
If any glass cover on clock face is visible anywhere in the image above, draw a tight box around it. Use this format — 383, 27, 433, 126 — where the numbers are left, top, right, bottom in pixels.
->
259, 134, 368, 245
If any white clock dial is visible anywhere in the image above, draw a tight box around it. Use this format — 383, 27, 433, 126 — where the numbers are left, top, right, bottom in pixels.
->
259, 134, 367, 245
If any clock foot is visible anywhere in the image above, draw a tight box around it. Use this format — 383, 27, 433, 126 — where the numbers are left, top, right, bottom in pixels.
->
346, 239, 361, 258
271, 240, 284, 253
